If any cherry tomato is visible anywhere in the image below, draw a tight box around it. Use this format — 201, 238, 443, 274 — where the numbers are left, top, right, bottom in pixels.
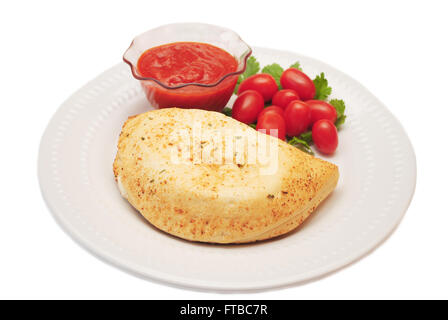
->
284, 100, 311, 137
312, 119, 338, 155
280, 68, 315, 101
238, 74, 278, 102
256, 112, 286, 140
307, 100, 337, 125
272, 89, 301, 109
231, 90, 264, 124
258, 105, 284, 120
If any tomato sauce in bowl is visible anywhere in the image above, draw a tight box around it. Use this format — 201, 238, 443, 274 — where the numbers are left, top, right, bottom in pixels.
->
123, 23, 251, 111
137, 42, 238, 87
135, 42, 238, 111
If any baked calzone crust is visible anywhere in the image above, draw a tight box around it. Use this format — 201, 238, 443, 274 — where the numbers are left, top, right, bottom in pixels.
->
113, 108, 339, 243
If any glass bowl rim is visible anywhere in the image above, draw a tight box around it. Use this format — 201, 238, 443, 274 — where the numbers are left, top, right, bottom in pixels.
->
122, 23, 252, 90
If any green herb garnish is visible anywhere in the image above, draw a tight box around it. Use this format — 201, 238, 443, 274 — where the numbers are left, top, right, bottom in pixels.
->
234, 56, 260, 93
261, 63, 284, 87
289, 61, 303, 71
222, 107, 232, 117
329, 99, 347, 130
288, 136, 314, 155
313, 72, 332, 100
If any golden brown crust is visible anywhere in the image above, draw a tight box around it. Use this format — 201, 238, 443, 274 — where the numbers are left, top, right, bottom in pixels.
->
113, 108, 339, 243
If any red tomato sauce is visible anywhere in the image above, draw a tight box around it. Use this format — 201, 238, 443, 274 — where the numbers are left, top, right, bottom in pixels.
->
136, 42, 239, 111
137, 42, 238, 86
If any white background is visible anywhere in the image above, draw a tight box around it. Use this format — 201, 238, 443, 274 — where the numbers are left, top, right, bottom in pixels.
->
1, 0, 447, 299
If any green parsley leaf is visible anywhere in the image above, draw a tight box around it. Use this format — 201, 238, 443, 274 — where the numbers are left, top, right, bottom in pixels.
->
222, 107, 232, 117
261, 63, 284, 87
288, 136, 314, 155
234, 56, 260, 93
313, 73, 332, 100
329, 99, 345, 118
299, 131, 313, 144
334, 115, 346, 129
329, 99, 347, 129
242, 56, 260, 78
289, 61, 303, 71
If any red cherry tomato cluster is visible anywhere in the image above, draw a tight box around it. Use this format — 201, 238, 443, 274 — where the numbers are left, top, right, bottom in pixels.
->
231, 69, 340, 155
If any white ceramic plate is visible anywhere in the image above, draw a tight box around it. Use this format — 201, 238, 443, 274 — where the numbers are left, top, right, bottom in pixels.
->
38, 47, 416, 291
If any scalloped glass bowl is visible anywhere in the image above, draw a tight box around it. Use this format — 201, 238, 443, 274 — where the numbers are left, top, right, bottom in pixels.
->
123, 23, 252, 111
